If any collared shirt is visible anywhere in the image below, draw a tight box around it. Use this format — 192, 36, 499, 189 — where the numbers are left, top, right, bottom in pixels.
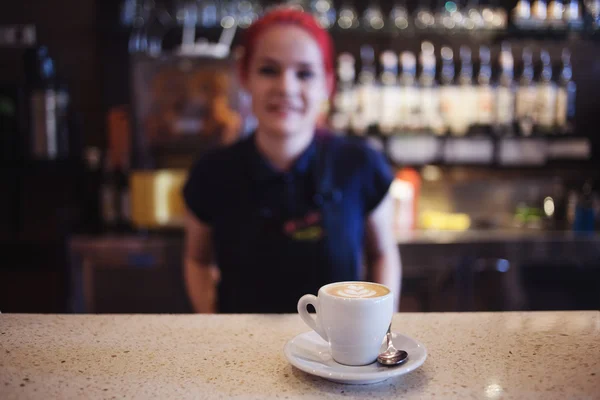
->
183, 131, 393, 313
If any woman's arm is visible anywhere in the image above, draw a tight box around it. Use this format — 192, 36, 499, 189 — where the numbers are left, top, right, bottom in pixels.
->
365, 193, 402, 311
184, 210, 220, 313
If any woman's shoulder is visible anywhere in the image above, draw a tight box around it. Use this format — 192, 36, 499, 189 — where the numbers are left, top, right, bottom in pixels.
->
318, 131, 387, 166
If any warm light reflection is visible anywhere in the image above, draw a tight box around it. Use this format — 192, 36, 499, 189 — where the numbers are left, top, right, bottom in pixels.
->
485, 383, 504, 399
544, 197, 555, 217
155, 172, 172, 224
422, 165, 442, 182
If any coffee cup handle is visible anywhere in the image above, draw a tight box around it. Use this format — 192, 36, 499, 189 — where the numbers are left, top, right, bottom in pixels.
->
297, 294, 328, 342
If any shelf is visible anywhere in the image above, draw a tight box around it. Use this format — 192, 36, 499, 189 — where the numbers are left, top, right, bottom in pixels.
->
368, 134, 592, 168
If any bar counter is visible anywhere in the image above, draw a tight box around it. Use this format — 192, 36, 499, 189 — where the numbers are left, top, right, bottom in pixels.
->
1, 312, 598, 399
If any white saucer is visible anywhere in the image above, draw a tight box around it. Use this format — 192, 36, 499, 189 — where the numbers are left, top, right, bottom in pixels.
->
283, 331, 427, 385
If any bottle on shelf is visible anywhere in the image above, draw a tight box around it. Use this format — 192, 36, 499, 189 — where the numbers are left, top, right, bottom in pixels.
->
330, 53, 357, 133
362, 0, 385, 30
535, 49, 558, 134
547, 0, 566, 28
474, 45, 496, 136
531, 0, 549, 26
418, 42, 443, 135
390, 0, 410, 30
310, 0, 336, 29
351, 45, 378, 136
515, 47, 537, 136
512, 0, 532, 26
397, 51, 419, 135
439, 46, 457, 136
414, 0, 436, 30
494, 42, 516, 136
556, 48, 576, 134
104, 106, 132, 232
564, 0, 583, 28
337, 1, 359, 29
465, 0, 485, 30
378, 51, 400, 135
449, 46, 476, 136
24, 46, 70, 160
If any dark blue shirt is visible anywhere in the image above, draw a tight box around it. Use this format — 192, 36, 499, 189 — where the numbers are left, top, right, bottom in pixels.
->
183, 131, 393, 313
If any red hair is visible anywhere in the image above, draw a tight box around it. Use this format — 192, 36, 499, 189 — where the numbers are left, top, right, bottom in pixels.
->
239, 8, 335, 96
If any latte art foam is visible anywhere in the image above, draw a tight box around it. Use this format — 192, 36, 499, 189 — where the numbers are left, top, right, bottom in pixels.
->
325, 283, 390, 299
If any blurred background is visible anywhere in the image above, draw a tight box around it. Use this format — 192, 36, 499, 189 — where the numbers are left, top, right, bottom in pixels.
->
1, 0, 599, 314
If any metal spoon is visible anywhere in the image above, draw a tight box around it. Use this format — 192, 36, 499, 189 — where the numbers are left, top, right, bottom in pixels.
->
377, 324, 409, 366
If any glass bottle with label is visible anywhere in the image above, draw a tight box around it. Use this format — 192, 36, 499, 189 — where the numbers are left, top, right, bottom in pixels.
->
439, 46, 457, 136
330, 53, 357, 133
536, 49, 558, 135
475, 46, 495, 136
449, 46, 476, 136
390, 0, 410, 30
515, 47, 537, 136
494, 42, 516, 136
337, 1, 359, 29
419, 42, 443, 135
531, 0, 549, 26
512, 0, 532, 27
564, 0, 583, 28
351, 46, 378, 136
414, 0, 436, 30
556, 48, 576, 134
379, 51, 400, 135
362, 0, 385, 30
397, 52, 419, 135
547, 0, 566, 28
310, 0, 336, 29
24, 46, 60, 160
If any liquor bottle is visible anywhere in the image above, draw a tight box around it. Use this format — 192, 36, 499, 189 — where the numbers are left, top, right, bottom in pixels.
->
390, 0, 410, 30
465, 0, 485, 30
532, 0, 549, 26
379, 51, 400, 135
330, 53, 357, 133
310, 0, 336, 29
512, 0, 532, 27
362, 0, 385, 30
107, 106, 132, 232
351, 45, 378, 136
449, 46, 476, 136
337, 1, 359, 29
556, 48, 576, 134
419, 42, 443, 135
490, 0, 509, 29
564, 0, 583, 28
515, 47, 537, 136
494, 42, 516, 136
548, 0, 566, 27
536, 49, 558, 134
439, 46, 457, 135
24, 46, 62, 160
397, 51, 419, 134
475, 46, 496, 135
435, 0, 454, 30
414, 0, 436, 30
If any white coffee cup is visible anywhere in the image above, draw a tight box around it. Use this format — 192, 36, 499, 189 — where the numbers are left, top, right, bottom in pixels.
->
297, 281, 394, 366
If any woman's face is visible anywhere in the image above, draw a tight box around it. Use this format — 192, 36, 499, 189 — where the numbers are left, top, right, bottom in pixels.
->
244, 25, 329, 138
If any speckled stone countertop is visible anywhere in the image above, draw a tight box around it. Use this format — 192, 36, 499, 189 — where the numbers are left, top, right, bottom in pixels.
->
1, 312, 598, 399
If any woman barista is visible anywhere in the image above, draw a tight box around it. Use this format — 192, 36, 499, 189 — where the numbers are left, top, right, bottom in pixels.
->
183, 9, 401, 313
